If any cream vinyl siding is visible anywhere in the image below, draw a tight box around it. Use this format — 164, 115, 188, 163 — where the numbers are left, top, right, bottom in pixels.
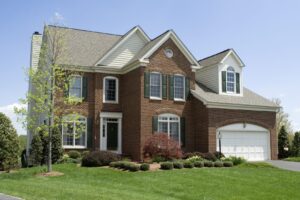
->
196, 64, 219, 93
101, 32, 147, 68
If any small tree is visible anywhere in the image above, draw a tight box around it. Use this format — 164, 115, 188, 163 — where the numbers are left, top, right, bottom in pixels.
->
30, 133, 43, 166
291, 132, 300, 157
0, 112, 20, 172
278, 126, 290, 158
143, 133, 182, 160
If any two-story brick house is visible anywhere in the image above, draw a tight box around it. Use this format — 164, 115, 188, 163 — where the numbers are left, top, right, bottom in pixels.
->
27, 25, 279, 161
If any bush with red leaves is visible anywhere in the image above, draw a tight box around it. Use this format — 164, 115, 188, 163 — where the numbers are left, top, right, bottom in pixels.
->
143, 133, 182, 160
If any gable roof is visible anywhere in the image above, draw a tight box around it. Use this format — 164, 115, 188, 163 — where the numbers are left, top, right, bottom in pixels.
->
46, 25, 121, 66
198, 48, 245, 67
131, 30, 201, 69
95, 26, 150, 66
191, 82, 279, 112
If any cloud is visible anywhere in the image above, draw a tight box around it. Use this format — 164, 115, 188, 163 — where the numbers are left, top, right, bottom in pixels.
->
0, 103, 26, 135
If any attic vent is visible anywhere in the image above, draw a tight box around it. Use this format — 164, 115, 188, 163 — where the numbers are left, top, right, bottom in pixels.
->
164, 48, 173, 58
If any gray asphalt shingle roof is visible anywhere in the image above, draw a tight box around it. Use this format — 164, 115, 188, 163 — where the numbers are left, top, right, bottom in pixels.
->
192, 83, 278, 108
47, 25, 121, 66
198, 49, 231, 67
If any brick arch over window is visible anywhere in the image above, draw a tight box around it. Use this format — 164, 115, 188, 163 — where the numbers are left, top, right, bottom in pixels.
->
214, 118, 273, 131
155, 108, 182, 116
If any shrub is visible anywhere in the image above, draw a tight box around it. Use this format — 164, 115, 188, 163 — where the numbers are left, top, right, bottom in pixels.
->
204, 161, 213, 167
140, 163, 150, 171
213, 151, 225, 159
194, 161, 204, 168
223, 161, 233, 167
30, 133, 43, 166
182, 152, 202, 159
128, 164, 140, 172
81, 151, 121, 167
223, 156, 246, 166
109, 161, 119, 168
152, 156, 166, 163
186, 155, 203, 163
201, 152, 217, 161
183, 161, 194, 168
214, 161, 223, 167
291, 132, 300, 156
82, 151, 90, 158
173, 162, 183, 169
160, 162, 174, 170
57, 154, 80, 164
143, 133, 182, 161
68, 150, 81, 159
278, 126, 290, 158
0, 112, 20, 172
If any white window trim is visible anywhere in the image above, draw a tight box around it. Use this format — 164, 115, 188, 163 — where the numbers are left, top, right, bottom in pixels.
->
157, 113, 181, 144
62, 115, 87, 149
69, 75, 83, 99
226, 67, 236, 94
173, 74, 185, 102
103, 76, 119, 104
150, 72, 162, 100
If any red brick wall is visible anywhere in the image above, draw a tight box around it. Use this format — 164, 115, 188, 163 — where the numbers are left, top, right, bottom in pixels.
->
139, 39, 196, 160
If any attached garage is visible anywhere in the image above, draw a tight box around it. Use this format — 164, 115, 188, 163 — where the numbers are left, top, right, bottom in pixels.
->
216, 123, 270, 161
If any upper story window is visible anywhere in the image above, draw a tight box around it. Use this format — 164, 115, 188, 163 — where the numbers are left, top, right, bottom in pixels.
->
69, 75, 82, 98
103, 76, 119, 103
174, 75, 185, 101
150, 72, 162, 99
164, 48, 174, 58
226, 67, 235, 93
62, 115, 87, 148
158, 113, 180, 142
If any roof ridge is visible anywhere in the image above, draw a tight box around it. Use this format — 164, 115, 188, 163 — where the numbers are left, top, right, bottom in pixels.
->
198, 48, 232, 62
46, 25, 122, 37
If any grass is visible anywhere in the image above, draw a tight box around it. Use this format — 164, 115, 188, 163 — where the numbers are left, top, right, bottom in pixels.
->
284, 157, 300, 162
0, 163, 300, 200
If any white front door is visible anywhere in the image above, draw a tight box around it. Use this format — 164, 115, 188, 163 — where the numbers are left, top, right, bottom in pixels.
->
100, 112, 122, 154
217, 123, 270, 161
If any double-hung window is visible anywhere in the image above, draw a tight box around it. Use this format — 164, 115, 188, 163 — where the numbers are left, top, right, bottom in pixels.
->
150, 72, 162, 99
103, 76, 118, 103
174, 75, 185, 100
226, 67, 235, 93
62, 115, 87, 148
69, 76, 82, 98
158, 114, 180, 142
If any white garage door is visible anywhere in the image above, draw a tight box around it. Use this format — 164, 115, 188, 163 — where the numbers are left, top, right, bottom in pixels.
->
216, 123, 270, 161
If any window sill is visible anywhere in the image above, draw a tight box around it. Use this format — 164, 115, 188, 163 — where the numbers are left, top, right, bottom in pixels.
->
174, 98, 185, 102
103, 101, 119, 104
63, 146, 87, 149
150, 97, 162, 101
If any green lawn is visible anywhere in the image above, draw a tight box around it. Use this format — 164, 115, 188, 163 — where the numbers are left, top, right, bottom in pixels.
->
284, 157, 300, 162
0, 163, 300, 200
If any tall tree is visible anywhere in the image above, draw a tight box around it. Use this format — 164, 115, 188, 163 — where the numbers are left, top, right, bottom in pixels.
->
278, 126, 290, 158
292, 132, 300, 156
0, 112, 20, 172
272, 98, 293, 135
15, 24, 80, 172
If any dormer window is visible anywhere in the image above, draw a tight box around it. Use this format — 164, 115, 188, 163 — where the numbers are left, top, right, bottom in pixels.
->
226, 67, 235, 92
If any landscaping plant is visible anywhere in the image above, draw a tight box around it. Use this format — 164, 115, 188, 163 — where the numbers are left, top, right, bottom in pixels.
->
194, 161, 204, 168
183, 161, 194, 168
160, 162, 174, 170
173, 162, 184, 169
140, 163, 150, 171
81, 151, 121, 167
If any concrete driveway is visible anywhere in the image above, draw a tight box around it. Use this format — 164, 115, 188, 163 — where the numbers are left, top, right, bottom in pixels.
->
267, 160, 300, 172
0, 193, 22, 200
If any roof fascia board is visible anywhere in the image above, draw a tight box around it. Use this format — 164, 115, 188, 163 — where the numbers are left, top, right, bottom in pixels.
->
221, 49, 245, 67
95, 26, 150, 66
140, 31, 201, 68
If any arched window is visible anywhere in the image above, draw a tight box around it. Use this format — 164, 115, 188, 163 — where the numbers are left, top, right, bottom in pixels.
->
226, 67, 235, 92
158, 113, 180, 142
103, 76, 119, 103
62, 114, 87, 148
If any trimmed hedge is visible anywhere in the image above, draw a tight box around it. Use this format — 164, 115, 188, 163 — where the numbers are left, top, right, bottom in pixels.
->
173, 162, 183, 169
183, 161, 194, 168
204, 161, 214, 167
223, 161, 233, 167
194, 161, 204, 168
160, 162, 174, 170
214, 161, 223, 167
68, 150, 81, 159
140, 163, 150, 171
81, 151, 121, 167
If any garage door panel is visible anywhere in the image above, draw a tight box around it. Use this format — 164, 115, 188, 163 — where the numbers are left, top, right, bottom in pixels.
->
217, 130, 270, 161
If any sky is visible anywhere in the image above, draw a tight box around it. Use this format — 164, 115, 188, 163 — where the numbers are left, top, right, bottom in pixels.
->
0, 0, 299, 135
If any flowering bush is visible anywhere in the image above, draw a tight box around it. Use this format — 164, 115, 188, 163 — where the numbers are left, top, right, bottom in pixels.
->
186, 155, 203, 163
143, 133, 182, 160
